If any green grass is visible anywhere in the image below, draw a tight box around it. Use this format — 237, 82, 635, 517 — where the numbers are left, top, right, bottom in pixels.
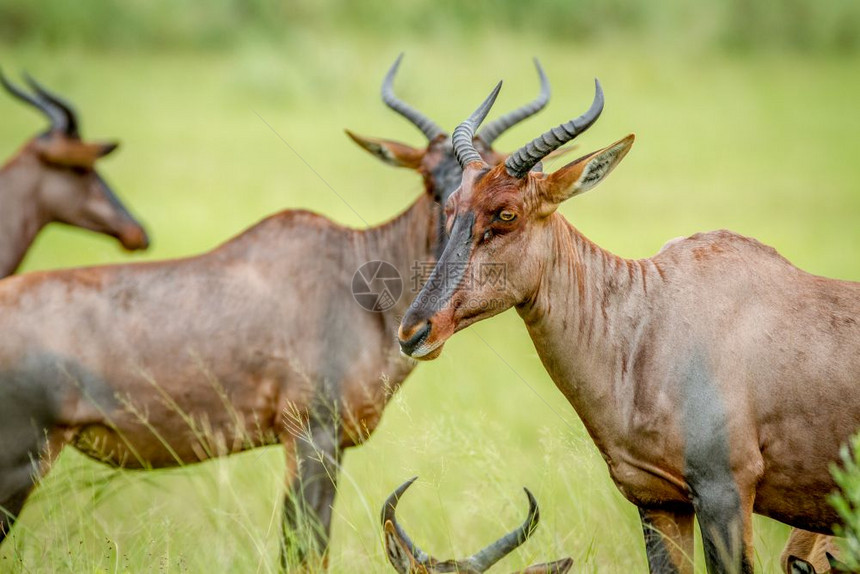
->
0, 34, 859, 573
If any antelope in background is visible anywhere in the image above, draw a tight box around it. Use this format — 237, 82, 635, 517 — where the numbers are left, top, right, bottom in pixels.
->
0, 71, 149, 277
381, 477, 573, 573
0, 56, 553, 569
397, 81, 860, 573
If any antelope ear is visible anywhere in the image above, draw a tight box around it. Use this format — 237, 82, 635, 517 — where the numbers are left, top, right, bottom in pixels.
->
95, 141, 120, 157
826, 551, 848, 572
345, 129, 425, 169
540, 134, 634, 208
35, 136, 108, 168
383, 520, 418, 574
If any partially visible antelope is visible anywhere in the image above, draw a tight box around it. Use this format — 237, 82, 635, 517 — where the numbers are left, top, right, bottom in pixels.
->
0, 57, 553, 569
397, 81, 860, 573
0, 71, 149, 277
381, 477, 573, 573
782, 531, 842, 573
787, 551, 848, 574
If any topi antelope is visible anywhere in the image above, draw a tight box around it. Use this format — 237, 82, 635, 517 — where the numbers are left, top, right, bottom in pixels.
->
0, 70, 149, 277
397, 81, 860, 573
381, 477, 573, 574
0, 56, 553, 569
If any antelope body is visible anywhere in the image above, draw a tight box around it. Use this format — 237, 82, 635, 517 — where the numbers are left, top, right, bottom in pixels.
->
0, 71, 148, 277
397, 81, 860, 573
0, 57, 552, 568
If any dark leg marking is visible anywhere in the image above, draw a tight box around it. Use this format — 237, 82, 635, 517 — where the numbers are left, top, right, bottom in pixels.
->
281, 415, 342, 569
682, 353, 750, 574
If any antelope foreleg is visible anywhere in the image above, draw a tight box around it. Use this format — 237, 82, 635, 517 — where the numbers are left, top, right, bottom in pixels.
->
692, 482, 754, 574
639, 505, 695, 574
281, 417, 342, 570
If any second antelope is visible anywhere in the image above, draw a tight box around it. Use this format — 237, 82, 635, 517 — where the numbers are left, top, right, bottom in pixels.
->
0, 71, 149, 277
0, 57, 552, 569
397, 81, 860, 573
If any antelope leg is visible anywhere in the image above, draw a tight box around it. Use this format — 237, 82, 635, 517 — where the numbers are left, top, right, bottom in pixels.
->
281, 416, 341, 570
639, 505, 695, 574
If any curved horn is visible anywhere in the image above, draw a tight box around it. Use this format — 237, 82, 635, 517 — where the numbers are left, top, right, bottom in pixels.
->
23, 73, 79, 137
381, 477, 433, 565
452, 81, 502, 169
467, 487, 540, 572
477, 58, 550, 146
0, 68, 65, 132
382, 54, 444, 141
505, 79, 604, 178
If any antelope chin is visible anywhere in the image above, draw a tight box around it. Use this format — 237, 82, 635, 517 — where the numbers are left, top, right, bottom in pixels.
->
405, 339, 445, 361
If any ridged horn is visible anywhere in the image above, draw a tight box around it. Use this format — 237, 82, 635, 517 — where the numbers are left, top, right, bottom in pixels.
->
381, 477, 433, 565
505, 79, 604, 178
382, 54, 445, 141
23, 73, 80, 137
466, 488, 540, 571
452, 81, 502, 169
0, 68, 66, 134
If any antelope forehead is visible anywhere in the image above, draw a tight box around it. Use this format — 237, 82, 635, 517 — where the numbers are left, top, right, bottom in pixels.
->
471, 186, 523, 213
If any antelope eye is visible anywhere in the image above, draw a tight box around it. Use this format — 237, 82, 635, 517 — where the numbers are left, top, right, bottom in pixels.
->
498, 210, 517, 222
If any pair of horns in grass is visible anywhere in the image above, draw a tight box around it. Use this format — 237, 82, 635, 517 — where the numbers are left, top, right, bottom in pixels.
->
453, 78, 604, 177
381, 477, 572, 573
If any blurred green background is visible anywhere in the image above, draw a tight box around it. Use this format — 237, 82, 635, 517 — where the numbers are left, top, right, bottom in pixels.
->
1, 1, 859, 572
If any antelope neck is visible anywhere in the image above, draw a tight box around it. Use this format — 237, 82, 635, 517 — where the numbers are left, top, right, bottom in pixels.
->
361, 193, 443, 320
0, 159, 48, 277
517, 215, 665, 450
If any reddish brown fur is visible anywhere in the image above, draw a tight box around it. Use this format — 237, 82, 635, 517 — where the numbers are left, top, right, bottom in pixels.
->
0, 129, 147, 277
0, 132, 512, 568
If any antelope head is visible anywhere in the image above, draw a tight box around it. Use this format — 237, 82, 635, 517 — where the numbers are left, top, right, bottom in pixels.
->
0, 70, 149, 251
347, 54, 562, 219
398, 79, 634, 359
381, 477, 573, 574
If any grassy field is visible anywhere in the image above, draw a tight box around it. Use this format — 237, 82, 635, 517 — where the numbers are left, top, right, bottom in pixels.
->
0, 33, 859, 573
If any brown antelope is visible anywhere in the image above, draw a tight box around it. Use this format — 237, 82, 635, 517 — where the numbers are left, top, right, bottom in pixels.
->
381, 477, 573, 573
0, 57, 552, 569
397, 81, 860, 573
0, 71, 149, 277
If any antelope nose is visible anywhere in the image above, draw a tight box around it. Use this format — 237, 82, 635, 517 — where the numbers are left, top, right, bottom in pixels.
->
398, 320, 431, 357
120, 225, 150, 251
